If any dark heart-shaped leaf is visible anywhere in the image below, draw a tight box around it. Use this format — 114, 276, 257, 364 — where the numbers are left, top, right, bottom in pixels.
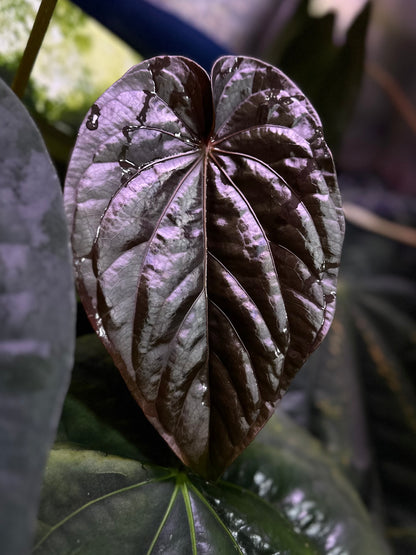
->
64, 55, 344, 478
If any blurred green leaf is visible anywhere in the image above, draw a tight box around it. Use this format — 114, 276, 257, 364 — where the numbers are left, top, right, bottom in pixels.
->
56, 334, 177, 467
0, 0, 141, 163
264, 0, 371, 150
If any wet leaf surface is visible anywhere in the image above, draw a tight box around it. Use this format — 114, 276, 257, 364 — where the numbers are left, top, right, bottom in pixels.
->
65, 55, 344, 477
0, 78, 75, 554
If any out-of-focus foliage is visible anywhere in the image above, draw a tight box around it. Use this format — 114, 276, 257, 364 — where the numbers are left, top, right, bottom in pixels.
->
281, 184, 416, 555
145, 0, 280, 53
0, 0, 141, 161
70, 0, 228, 71
339, 0, 416, 196
67, 0, 370, 153
262, 0, 371, 151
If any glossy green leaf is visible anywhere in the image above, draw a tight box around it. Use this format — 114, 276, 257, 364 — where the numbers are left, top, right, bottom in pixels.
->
0, 77, 76, 554
35, 447, 318, 555
35, 334, 389, 554
279, 301, 374, 495
64, 54, 344, 477
223, 412, 390, 555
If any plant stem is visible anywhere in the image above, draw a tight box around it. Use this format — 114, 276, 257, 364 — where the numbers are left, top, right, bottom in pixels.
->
343, 202, 416, 247
12, 0, 58, 99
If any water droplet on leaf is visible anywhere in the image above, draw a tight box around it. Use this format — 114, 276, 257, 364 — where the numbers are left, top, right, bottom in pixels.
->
86, 104, 100, 130
122, 125, 139, 142
280, 96, 293, 106
95, 313, 106, 338
325, 291, 337, 303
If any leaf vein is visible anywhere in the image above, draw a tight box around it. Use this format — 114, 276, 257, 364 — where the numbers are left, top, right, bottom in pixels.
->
181, 480, 198, 555
76, 150, 198, 260
209, 152, 288, 339
208, 250, 281, 356
211, 349, 254, 426
212, 123, 313, 155
187, 481, 244, 554
211, 148, 327, 272
130, 155, 203, 348
208, 299, 255, 377
146, 483, 180, 554
34, 473, 176, 551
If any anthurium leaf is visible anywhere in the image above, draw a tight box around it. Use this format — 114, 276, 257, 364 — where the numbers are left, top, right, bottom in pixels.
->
279, 298, 375, 497
224, 412, 390, 555
36, 335, 389, 553
65, 55, 344, 478
35, 447, 318, 555
0, 78, 75, 554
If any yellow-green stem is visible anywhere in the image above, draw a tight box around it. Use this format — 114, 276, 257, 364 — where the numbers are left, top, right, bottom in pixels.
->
12, 0, 58, 99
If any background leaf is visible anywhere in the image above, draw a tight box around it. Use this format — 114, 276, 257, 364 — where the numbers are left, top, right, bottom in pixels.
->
0, 77, 75, 554
280, 186, 416, 553
36, 333, 390, 554
65, 55, 344, 478
264, 0, 371, 151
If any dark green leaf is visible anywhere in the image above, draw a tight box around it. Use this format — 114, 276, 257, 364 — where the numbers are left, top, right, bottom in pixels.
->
35, 447, 318, 555
0, 77, 76, 554
64, 55, 344, 477
57, 334, 178, 468
224, 412, 390, 555
279, 302, 375, 497
35, 334, 389, 554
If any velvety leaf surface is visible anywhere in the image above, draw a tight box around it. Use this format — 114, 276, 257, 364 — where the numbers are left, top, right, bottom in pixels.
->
0, 78, 75, 554
65, 55, 344, 477
35, 338, 389, 554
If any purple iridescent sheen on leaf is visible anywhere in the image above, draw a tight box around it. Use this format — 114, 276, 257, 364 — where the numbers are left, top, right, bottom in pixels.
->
64, 55, 344, 478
